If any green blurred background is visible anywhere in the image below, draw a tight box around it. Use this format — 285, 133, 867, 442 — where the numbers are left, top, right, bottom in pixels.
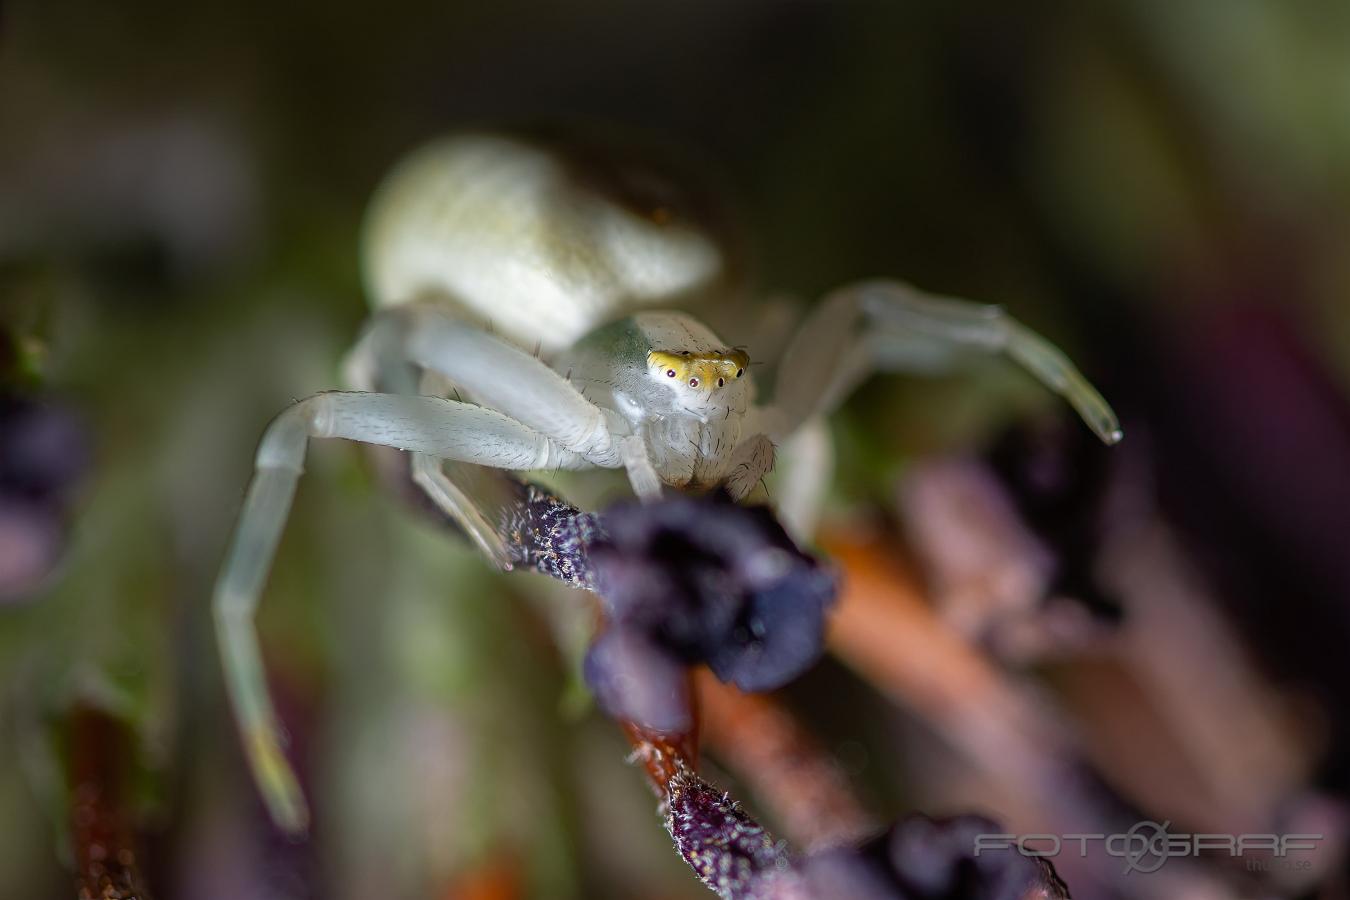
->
3, 1, 1350, 898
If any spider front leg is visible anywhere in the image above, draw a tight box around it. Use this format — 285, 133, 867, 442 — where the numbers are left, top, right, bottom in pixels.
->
769, 279, 1122, 445
722, 432, 776, 501
351, 304, 666, 503
766, 418, 833, 542
213, 391, 582, 833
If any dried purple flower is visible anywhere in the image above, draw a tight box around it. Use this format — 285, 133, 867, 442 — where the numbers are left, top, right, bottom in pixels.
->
986, 416, 1122, 621
659, 769, 1069, 900
0, 394, 89, 505
0, 394, 90, 600
465, 482, 1063, 898
499, 480, 602, 590
666, 769, 805, 900
585, 493, 837, 731
584, 626, 692, 737
803, 814, 1069, 900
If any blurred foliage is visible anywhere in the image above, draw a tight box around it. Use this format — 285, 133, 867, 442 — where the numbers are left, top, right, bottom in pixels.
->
2, 1, 1349, 898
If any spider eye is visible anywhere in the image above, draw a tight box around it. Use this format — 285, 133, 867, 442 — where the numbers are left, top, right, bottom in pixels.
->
717, 377, 725, 387
736, 368, 744, 378
666, 369, 676, 378
688, 378, 699, 388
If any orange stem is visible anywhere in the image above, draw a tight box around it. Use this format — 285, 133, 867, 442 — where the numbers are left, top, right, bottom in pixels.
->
696, 670, 874, 849
70, 708, 150, 900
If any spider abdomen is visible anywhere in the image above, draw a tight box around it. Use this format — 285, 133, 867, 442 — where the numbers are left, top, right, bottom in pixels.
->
361, 132, 731, 355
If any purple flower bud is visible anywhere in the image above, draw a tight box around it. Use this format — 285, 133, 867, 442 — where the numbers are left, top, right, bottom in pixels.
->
666, 770, 805, 900
0, 394, 91, 504
0, 394, 90, 602
583, 626, 691, 733
585, 493, 837, 730
499, 480, 602, 590
488, 483, 837, 731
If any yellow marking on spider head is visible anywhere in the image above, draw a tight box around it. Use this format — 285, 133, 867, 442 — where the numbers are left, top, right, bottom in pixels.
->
649, 348, 750, 391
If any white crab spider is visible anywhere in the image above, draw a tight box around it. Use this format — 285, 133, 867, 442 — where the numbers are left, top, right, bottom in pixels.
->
213, 131, 1121, 834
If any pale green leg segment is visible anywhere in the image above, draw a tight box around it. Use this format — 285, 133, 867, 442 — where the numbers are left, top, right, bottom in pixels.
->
344, 309, 514, 568
769, 279, 1122, 445
769, 417, 834, 543
213, 392, 565, 833
214, 408, 310, 833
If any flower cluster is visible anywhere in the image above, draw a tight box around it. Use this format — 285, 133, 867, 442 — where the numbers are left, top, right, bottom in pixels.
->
584, 492, 838, 732
491, 482, 1070, 895
660, 771, 1069, 900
